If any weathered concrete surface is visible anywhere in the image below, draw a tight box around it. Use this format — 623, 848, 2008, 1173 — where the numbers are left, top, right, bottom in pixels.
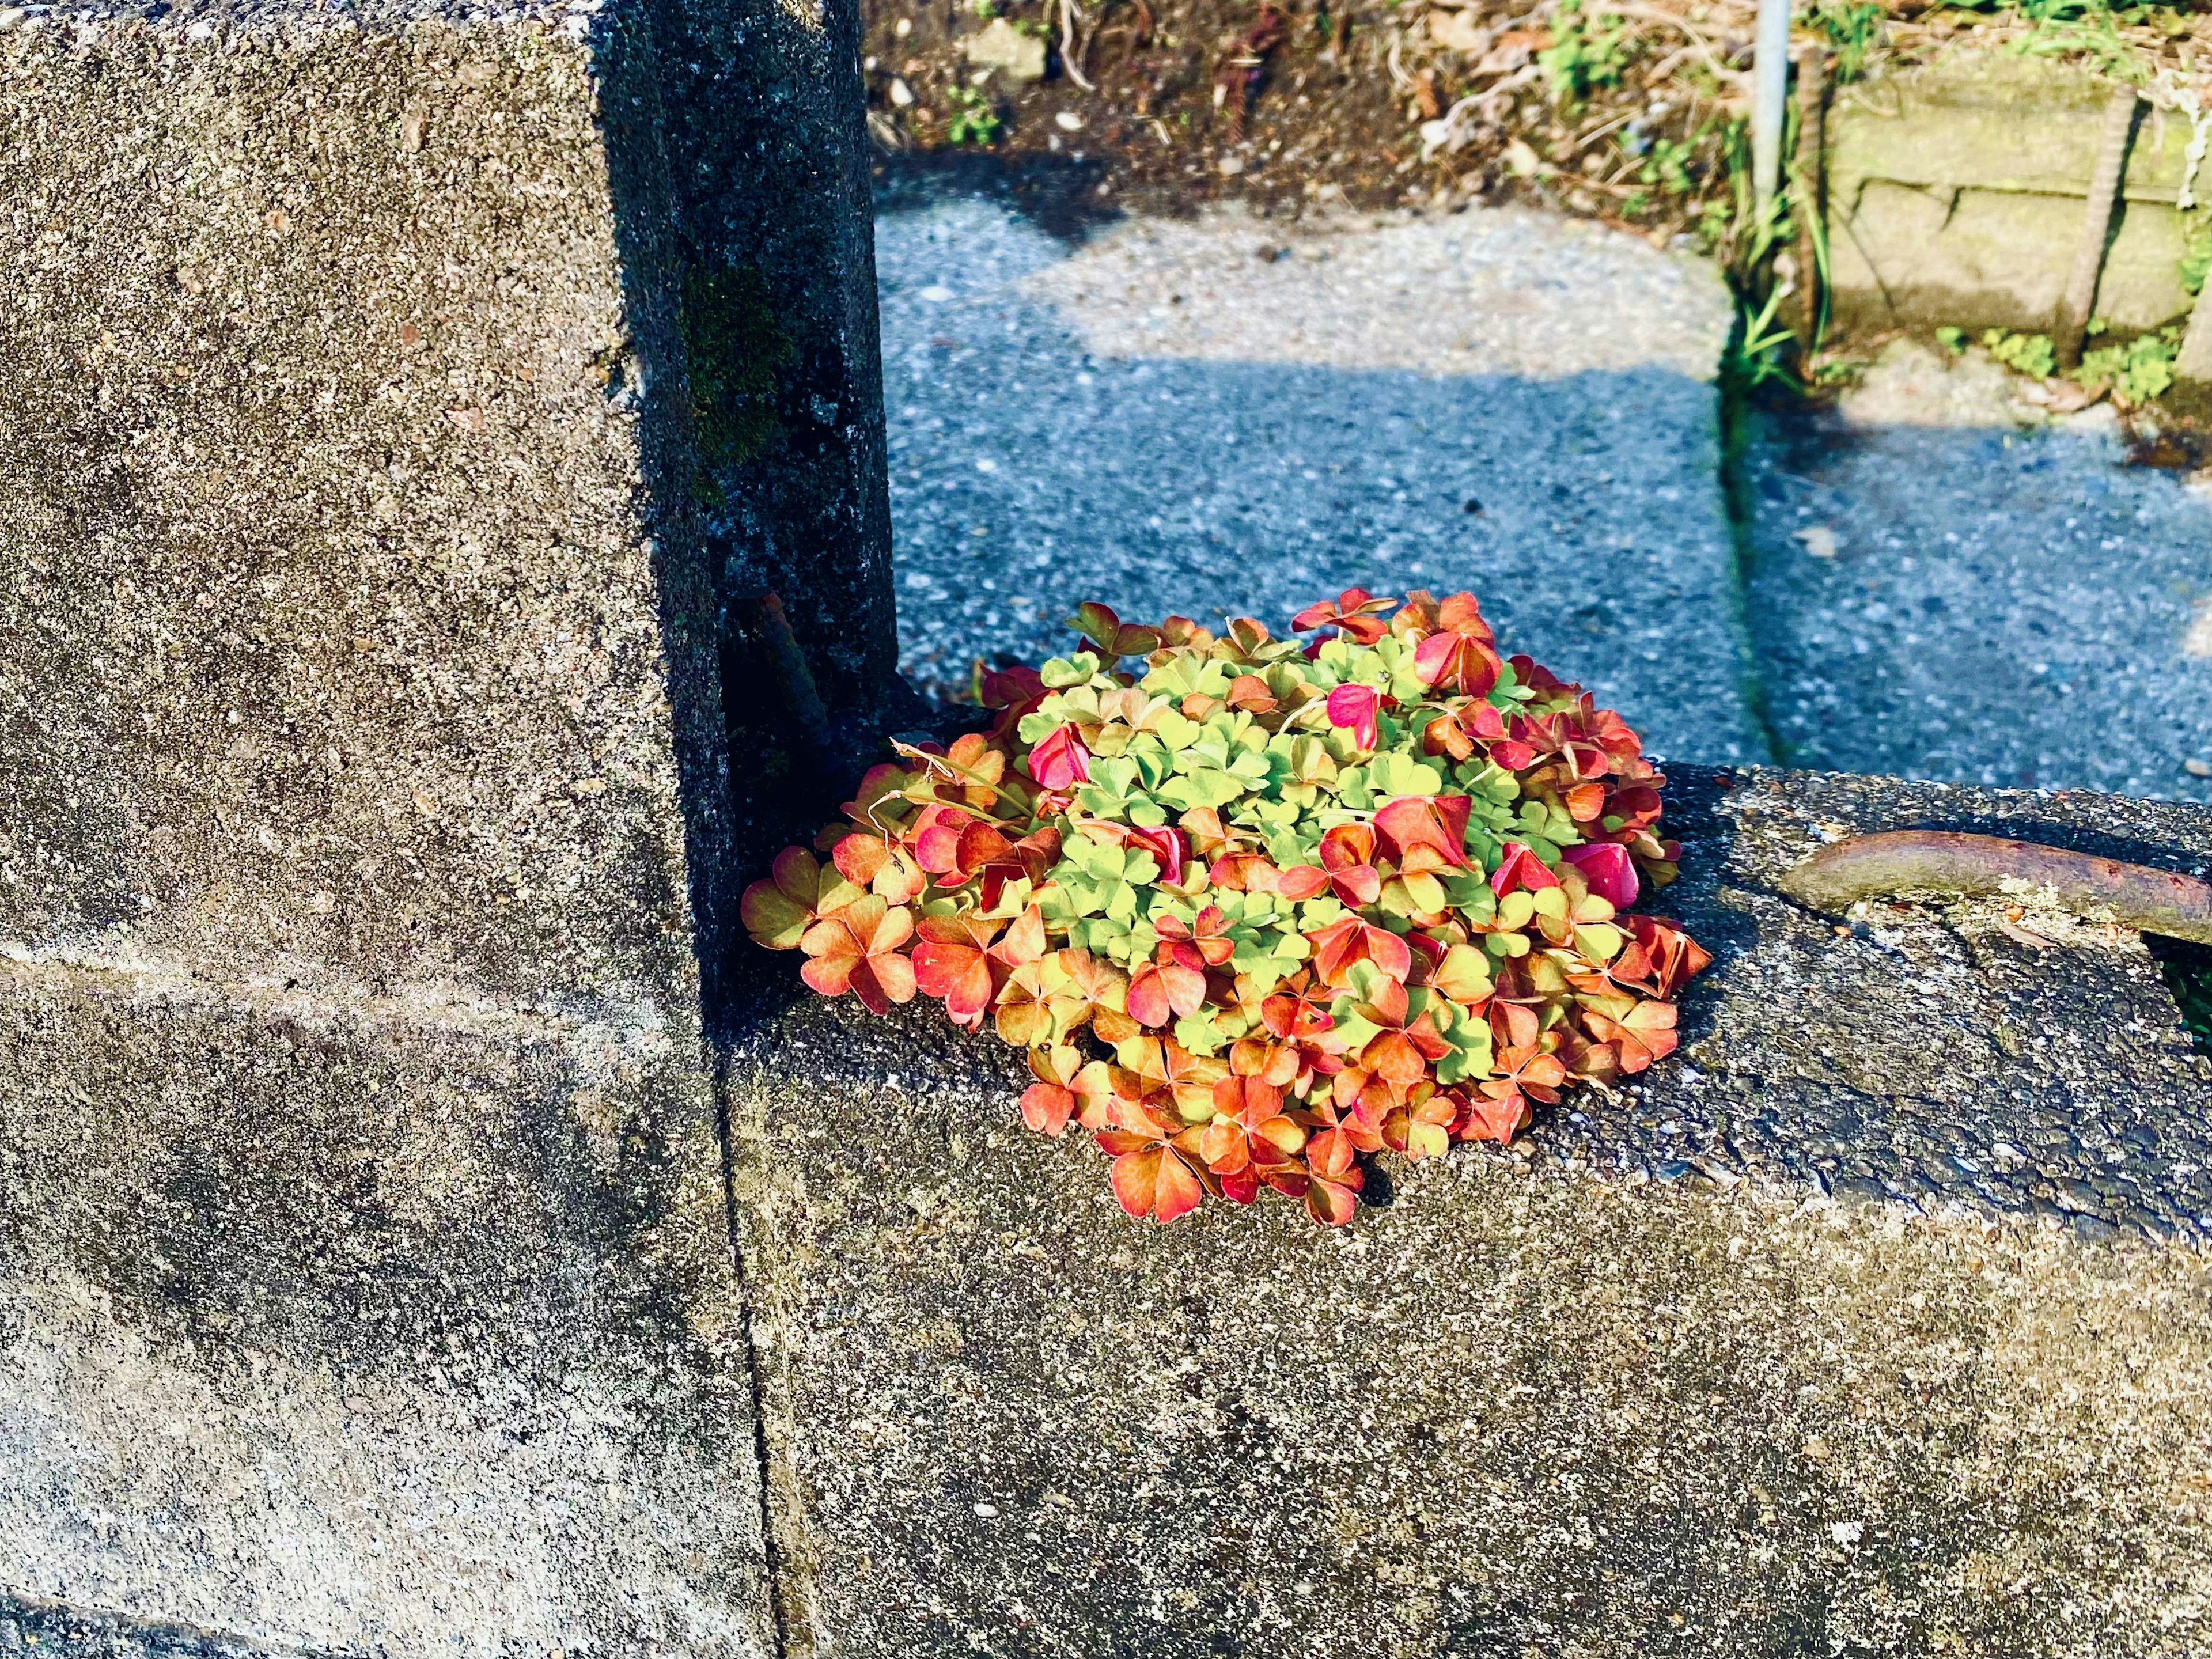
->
1827, 52, 2202, 334
0, 950, 760, 1656
0, 0, 891, 1645
0, 12, 722, 996
1551, 767, 2212, 1230
728, 764, 2212, 1657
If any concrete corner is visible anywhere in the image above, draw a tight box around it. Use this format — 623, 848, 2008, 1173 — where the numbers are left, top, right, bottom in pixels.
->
1, 0, 891, 1646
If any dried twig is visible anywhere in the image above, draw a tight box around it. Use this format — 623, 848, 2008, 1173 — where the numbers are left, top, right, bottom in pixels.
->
1216, 1, 1288, 141
1603, 2, 1750, 88
1060, 0, 1096, 92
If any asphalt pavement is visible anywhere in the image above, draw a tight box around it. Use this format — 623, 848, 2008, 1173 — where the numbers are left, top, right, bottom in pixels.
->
876, 184, 2212, 798
875, 191, 1767, 766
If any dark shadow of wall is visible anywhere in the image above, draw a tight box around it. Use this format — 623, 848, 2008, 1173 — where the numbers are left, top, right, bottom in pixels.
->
601, 0, 910, 1037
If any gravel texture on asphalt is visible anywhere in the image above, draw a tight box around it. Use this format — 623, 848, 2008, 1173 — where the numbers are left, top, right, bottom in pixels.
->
1743, 340, 2212, 804
876, 191, 1770, 766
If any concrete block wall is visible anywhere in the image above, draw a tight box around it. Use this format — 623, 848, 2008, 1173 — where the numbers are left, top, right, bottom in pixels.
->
1825, 51, 2204, 336
5, 3, 2212, 1655
729, 768, 2212, 1658
0, 0, 897, 1647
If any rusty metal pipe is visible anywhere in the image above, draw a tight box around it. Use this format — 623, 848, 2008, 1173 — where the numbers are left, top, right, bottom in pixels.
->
2055, 89, 2141, 370
1778, 831, 2212, 945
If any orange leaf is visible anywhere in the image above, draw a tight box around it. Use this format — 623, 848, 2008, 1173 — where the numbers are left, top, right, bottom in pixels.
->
1304, 1170, 1362, 1226
1109, 1144, 1205, 1222
1020, 1083, 1075, 1137
993, 903, 1048, 967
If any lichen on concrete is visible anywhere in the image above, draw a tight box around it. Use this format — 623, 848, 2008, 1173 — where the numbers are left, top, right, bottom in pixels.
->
680, 261, 798, 490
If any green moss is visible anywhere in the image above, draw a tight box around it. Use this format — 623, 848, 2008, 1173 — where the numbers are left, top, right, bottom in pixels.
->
2153, 938, 2212, 1056
679, 263, 796, 499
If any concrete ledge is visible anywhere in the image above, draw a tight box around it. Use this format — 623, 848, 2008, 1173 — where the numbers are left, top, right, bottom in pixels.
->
728, 764, 2212, 1656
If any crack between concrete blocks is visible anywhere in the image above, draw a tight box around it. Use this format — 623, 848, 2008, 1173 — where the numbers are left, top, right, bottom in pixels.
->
707, 1047, 801, 1659
0, 940, 680, 1081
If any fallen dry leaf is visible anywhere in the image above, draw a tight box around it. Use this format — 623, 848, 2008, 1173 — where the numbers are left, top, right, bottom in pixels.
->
1427, 7, 1487, 54
1478, 28, 1548, 73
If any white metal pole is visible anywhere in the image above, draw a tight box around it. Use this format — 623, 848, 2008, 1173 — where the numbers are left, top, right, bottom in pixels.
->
1751, 0, 1793, 221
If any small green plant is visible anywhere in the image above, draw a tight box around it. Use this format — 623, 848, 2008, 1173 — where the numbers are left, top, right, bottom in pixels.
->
1540, 0, 1635, 105
2077, 327, 2181, 404
1982, 329, 2057, 380
1726, 279, 1802, 391
2002, 0, 2142, 78
1638, 135, 1697, 198
1709, 112, 1813, 387
1808, 0, 1885, 79
1695, 195, 1733, 249
945, 84, 1003, 145
2183, 211, 2210, 297
1936, 324, 1970, 355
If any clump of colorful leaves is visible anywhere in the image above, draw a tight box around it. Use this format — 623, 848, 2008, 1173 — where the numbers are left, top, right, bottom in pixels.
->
743, 592, 1710, 1226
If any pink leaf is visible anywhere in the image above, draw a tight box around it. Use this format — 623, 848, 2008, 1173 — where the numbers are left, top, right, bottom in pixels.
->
1028, 725, 1092, 791
1490, 842, 1562, 897
1325, 683, 1381, 749
1562, 841, 1639, 908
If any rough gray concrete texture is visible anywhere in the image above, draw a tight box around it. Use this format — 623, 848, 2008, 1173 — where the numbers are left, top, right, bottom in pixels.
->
0, 950, 764, 1658
1558, 763, 2212, 1238
1825, 51, 2203, 334
0, 11, 719, 1001
0, 0, 912, 1645
1744, 340, 2212, 802
729, 768, 2212, 1659
876, 194, 1770, 766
